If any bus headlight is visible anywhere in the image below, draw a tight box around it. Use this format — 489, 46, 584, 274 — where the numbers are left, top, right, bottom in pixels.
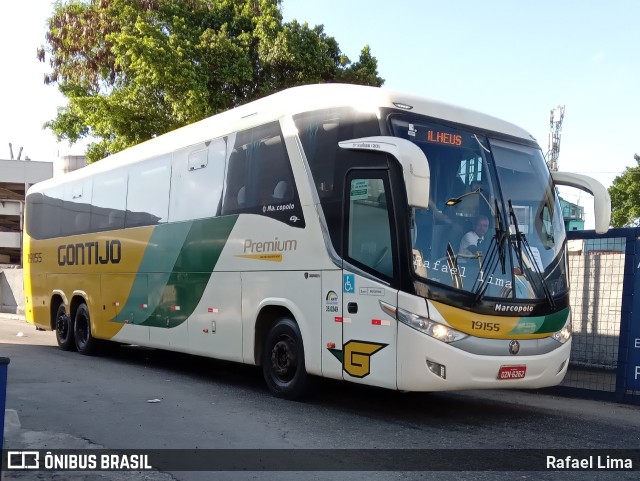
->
396, 308, 467, 343
552, 320, 572, 344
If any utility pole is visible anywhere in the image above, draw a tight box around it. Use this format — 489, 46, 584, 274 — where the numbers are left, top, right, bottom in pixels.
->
546, 106, 565, 171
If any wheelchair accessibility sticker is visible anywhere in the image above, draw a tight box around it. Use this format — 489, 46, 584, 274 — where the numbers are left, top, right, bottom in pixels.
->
343, 274, 355, 293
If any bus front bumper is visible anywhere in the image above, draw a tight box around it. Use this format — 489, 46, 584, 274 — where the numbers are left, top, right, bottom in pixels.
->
396, 323, 571, 392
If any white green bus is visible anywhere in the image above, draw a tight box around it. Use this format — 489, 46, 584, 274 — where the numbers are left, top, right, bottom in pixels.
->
23, 84, 610, 398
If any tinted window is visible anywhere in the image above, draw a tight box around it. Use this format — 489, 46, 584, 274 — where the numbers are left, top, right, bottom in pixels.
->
293, 108, 381, 253
62, 179, 92, 236
126, 156, 171, 228
170, 138, 226, 222
390, 117, 500, 292
26, 187, 63, 239
221, 122, 304, 227
346, 176, 394, 279
91, 170, 127, 232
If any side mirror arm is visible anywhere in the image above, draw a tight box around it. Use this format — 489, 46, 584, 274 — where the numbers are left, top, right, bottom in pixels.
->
339, 136, 430, 209
551, 171, 611, 234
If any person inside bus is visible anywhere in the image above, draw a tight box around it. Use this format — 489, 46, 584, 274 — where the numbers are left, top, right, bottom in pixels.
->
458, 215, 489, 262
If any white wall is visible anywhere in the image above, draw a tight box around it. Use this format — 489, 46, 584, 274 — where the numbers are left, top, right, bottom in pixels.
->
0, 268, 23, 314
569, 253, 624, 368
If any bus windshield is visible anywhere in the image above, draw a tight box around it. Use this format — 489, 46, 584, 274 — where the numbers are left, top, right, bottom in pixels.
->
390, 116, 568, 301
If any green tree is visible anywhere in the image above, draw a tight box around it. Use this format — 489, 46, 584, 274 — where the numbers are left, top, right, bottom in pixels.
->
609, 154, 640, 227
39, 0, 384, 162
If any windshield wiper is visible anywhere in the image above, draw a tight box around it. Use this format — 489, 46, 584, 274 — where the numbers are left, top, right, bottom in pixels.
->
508, 200, 555, 308
445, 242, 463, 290
493, 199, 508, 275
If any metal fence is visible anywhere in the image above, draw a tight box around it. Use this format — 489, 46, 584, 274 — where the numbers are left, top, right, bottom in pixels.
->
549, 228, 640, 405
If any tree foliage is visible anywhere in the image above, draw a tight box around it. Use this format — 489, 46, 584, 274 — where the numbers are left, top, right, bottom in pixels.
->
609, 154, 640, 227
39, 0, 384, 162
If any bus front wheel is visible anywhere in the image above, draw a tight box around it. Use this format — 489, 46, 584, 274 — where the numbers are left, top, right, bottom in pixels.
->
262, 318, 309, 400
55, 303, 75, 351
74, 303, 99, 355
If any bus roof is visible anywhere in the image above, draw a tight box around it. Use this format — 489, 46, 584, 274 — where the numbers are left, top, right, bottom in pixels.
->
30, 83, 536, 193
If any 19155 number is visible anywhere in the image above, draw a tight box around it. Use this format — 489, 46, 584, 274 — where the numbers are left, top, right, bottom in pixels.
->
471, 321, 500, 332
27, 252, 43, 263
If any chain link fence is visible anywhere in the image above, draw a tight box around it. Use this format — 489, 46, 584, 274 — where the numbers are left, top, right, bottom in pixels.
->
551, 229, 640, 405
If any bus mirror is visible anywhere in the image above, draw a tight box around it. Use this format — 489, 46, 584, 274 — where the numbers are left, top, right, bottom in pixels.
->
551, 171, 611, 234
338, 136, 430, 209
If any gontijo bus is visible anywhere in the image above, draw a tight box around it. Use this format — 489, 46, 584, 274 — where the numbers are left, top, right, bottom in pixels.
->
23, 84, 611, 398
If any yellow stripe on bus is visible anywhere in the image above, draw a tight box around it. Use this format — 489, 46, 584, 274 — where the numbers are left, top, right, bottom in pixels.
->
431, 300, 551, 340
24, 227, 155, 337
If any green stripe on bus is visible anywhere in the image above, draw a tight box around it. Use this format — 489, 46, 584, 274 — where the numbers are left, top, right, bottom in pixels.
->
507, 307, 569, 335
537, 307, 570, 334
112, 215, 238, 327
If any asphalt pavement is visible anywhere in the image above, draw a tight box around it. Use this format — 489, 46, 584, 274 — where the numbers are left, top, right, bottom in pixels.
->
1, 314, 639, 481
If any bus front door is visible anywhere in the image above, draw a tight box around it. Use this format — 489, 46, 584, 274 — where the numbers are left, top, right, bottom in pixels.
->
341, 172, 399, 390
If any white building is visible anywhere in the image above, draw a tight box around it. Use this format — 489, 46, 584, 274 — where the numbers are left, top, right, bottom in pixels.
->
0, 158, 53, 264
55, 154, 87, 176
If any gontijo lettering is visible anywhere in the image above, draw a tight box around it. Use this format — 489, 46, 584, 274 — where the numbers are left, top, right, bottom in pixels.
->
58, 240, 121, 266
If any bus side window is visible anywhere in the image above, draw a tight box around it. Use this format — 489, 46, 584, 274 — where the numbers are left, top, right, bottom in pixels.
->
221, 148, 247, 214
91, 171, 127, 232
62, 180, 92, 236
169, 138, 226, 222
26, 189, 63, 239
125, 155, 171, 228
221, 121, 298, 217
293, 108, 382, 255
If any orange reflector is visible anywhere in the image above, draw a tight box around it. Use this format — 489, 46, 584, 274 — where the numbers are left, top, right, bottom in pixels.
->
327, 342, 336, 349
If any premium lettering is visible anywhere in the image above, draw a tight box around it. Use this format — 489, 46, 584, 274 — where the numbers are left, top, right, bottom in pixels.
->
243, 238, 297, 254
57, 240, 121, 266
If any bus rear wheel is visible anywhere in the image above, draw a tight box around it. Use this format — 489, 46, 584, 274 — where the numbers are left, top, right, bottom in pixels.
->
74, 303, 99, 355
262, 318, 309, 400
55, 303, 75, 351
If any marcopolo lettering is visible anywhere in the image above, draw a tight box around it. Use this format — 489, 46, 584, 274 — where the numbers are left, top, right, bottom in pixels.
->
494, 303, 534, 313
58, 240, 122, 266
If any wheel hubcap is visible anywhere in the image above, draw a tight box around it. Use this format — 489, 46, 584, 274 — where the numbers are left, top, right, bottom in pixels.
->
77, 316, 88, 346
57, 314, 68, 339
271, 338, 296, 380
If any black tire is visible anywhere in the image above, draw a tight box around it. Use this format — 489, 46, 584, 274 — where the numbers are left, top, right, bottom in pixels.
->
55, 303, 75, 351
74, 303, 99, 355
262, 318, 309, 400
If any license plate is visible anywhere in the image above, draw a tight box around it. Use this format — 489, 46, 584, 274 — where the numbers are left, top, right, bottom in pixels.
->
498, 365, 527, 380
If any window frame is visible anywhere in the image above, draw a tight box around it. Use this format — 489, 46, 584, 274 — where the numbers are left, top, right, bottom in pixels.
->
342, 168, 399, 284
